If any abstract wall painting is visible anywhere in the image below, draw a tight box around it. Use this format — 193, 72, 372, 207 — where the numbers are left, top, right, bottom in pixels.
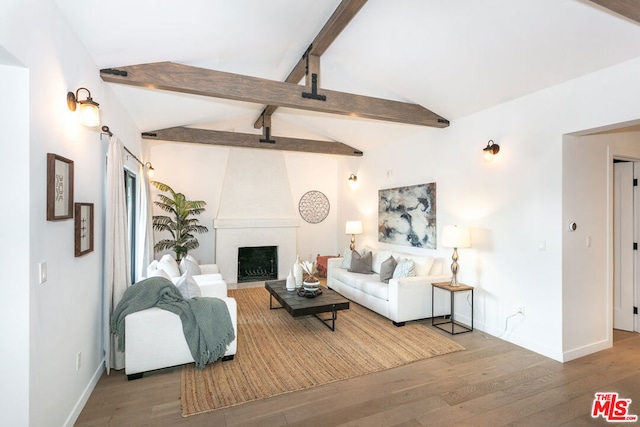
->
378, 182, 436, 249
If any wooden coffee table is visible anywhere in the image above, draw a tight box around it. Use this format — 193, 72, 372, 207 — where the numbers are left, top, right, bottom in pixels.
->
265, 280, 350, 331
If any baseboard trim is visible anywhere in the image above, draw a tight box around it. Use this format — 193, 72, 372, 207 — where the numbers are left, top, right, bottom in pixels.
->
63, 358, 105, 427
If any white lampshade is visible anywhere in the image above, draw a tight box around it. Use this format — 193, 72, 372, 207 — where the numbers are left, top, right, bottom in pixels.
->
78, 102, 100, 127
441, 225, 471, 248
345, 220, 363, 235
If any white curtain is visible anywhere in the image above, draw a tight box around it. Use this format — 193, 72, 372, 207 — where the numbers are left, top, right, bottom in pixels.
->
103, 136, 131, 374
136, 163, 154, 281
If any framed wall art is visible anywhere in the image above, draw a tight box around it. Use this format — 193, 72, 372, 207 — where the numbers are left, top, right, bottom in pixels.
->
47, 153, 74, 220
74, 203, 94, 257
298, 190, 330, 224
378, 182, 437, 249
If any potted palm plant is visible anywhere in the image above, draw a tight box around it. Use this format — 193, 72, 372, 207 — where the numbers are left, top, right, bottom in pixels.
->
151, 181, 208, 262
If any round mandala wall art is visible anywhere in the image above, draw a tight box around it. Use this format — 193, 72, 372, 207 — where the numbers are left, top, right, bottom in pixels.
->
298, 190, 330, 224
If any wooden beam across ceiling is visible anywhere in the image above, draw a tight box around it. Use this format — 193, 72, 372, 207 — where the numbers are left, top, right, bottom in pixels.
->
141, 126, 363, 157
100, 62, 449, 128
253, 0, 368, 128
588, 0, 640, 23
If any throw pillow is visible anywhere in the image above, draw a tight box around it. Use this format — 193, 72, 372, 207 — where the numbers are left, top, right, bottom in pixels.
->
148, 268, 171, 280
158, 254, 181, 278
349, 250, 374, 274
341, 246, 353, 269
175, 271, 202, 299
392, 258, 416, 279
379, 255, 397, 284
180, 257, 202, 276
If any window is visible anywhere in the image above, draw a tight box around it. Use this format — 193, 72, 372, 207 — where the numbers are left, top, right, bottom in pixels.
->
124, 169, 137, 283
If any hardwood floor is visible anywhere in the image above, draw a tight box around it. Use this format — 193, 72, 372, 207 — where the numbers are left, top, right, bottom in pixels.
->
75, 320, 640, 426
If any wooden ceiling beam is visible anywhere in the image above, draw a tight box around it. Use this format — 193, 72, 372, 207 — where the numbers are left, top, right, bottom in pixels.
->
253, 0, 368, 128
587, 0, 640, 23
100, 62, 449, 127
141, 126, 364, 157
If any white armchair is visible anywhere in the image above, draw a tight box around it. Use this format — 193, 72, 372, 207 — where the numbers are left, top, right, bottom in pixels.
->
124, 280, 237, 380
147, 254, 225, 288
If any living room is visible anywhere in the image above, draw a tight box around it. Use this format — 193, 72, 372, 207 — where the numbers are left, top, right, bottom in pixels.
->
2, 0, 640, 426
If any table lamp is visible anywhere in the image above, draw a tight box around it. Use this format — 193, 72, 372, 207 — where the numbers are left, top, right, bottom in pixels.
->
345, 221, 363, 251
441, 225, 471, 286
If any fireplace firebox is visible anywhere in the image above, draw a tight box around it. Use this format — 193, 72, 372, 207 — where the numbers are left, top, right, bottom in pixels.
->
237, 246, 278, 283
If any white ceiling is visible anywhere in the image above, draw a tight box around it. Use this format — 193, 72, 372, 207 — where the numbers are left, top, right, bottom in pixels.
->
54, 0, 640, 152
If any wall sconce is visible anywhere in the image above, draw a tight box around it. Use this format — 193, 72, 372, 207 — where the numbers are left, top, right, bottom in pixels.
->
348, 174, 358, 189
67, 88, 100, 127
345, 220, 363, 251
482, 140, 500, 162
145, 162, 155, 179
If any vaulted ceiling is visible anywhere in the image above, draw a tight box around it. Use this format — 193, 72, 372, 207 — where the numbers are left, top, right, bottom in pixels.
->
54, 0, 640, 154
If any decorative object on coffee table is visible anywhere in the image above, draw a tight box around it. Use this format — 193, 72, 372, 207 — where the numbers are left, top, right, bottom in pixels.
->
293, 255, 303, 288
301, 259, 320, 292
286, 270, 295, 291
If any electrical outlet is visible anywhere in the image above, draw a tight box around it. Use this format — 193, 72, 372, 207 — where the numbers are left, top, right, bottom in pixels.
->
76, 352, 81, 371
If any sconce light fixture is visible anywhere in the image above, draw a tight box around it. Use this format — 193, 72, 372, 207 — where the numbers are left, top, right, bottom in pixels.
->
482, 140, 500, 162
348, 174, 358, 189
145, 162, 155, 179
67, 87, 100, 127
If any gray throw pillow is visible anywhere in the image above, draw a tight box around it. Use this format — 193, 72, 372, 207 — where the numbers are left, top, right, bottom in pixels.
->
349, 250, 373, 274
379, 255, 397, 284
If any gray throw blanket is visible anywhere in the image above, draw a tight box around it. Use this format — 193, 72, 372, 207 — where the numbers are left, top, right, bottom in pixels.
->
110, 276, 235, 369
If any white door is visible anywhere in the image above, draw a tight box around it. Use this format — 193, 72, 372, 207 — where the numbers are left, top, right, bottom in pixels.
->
613, 161, 635, 331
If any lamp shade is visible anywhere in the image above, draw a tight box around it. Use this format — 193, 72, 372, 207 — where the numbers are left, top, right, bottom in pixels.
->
441, 226, 471, 248
345, 220, 363, 235
78, 102, 100, 127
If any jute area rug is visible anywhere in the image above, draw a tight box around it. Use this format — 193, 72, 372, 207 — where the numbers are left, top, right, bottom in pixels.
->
180, 286, 465, 417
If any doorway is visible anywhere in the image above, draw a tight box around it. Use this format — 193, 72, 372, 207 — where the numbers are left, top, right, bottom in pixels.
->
613, 159, 639, 332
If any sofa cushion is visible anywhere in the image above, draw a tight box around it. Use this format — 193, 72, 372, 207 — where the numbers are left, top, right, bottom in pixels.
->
148, 268, 171, 280
180, 257, 202, 276
366, 248, 392, 274
379, 255, 397, 284
393, 258, 416, 279
175, 271, 202, 299
355, 276, 388, 300
158, 254, 181, 278
349, 250, 373, 274
341, 247, 365, 269
391, 252, 434, 277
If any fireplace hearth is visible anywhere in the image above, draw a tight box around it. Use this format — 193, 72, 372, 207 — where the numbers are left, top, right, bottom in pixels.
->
237, 246, 278, 283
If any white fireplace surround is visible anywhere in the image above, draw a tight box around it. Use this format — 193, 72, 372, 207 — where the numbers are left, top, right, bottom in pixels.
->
214, 218, 298, 284
213, 149, 300, 284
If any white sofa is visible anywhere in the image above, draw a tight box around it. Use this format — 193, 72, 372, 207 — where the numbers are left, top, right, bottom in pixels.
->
327, 248, 451, 326
124, 279, 237, 379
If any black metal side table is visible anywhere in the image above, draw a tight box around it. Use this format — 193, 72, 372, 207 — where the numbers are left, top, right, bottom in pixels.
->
431, 282, 474, 335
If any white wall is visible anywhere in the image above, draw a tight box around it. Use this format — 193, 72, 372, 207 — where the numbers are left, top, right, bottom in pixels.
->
337, 57, 640, 362
0, 0, 142, 425
148, 142, 339, 275
563, 128, 640, 360
0, 62, 30, 427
